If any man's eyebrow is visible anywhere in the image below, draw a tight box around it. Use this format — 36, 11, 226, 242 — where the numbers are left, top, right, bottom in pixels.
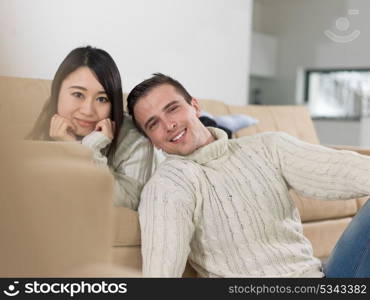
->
68, 86, 106, 94
143, 101, 179, 130
163, 100, 179, 111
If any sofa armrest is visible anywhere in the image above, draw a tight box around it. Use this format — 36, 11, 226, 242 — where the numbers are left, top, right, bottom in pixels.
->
0, 141, 116, 277
325, 144, 370, 156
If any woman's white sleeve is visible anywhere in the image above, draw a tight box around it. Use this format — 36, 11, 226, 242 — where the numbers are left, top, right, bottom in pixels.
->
81, 131, 111, 166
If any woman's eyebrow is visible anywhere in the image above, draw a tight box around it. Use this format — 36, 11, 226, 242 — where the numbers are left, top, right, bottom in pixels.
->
68, 86, 106, 94
68, 85, 87, 91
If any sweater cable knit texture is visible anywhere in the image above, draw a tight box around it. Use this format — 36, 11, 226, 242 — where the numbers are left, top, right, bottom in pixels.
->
139, 128, 370, 277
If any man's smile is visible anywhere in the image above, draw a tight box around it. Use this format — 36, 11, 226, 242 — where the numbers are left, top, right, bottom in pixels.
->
170, 129, 187, 143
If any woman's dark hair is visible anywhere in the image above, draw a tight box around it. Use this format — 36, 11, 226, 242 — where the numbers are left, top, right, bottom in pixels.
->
28, 46, 123, 161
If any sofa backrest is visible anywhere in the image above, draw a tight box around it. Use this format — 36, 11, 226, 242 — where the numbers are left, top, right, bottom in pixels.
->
0, 76, 51, 139
228, 104, 320, 144
200, 98, 320, 144
0, 75, 320, 146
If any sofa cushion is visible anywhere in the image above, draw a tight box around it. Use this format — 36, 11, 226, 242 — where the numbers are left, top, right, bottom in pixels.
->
201, 111, 258, 133
198, 98, 230, 116
227, 105, 320, 144
357, 197, 369, 210
303, 217, 352, 259
289, 189, 358, 222
112, 207, 141, 246
213, 114, 258, 132
110, 246, 142, 276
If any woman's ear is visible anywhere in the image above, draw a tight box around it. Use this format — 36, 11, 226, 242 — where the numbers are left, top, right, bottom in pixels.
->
190, 98, 202, 117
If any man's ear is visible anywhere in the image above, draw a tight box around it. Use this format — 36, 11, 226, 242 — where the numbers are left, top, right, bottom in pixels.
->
190, 98, 202, 117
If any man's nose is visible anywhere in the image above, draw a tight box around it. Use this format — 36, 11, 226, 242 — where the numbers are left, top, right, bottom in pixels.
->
164, 119, 177, 131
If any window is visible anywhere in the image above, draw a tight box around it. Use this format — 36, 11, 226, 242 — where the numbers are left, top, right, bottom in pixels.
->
304, 68, 370, 119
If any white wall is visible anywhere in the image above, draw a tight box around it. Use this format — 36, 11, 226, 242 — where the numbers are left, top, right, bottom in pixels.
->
253, 0, 370, 105
0, 0, 252, 106
251, 0, 370, 146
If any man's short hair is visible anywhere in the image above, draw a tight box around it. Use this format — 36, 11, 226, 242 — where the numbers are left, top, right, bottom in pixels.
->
127, 73, 192, 133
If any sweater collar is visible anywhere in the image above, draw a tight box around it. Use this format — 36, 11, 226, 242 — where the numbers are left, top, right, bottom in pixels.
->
166, 127, 228, 165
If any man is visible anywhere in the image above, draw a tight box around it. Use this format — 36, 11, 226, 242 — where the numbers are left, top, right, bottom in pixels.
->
127, 73, 370, 278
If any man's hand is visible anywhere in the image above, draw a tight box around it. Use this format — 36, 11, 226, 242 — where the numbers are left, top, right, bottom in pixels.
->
49, 114, 78, 141
95, 118, 115, 141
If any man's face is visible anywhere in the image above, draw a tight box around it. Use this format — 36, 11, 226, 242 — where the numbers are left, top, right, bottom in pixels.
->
133, 84, 213, 155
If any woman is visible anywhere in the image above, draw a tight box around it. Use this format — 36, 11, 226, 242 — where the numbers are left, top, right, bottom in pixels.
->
28, 46, 164, 210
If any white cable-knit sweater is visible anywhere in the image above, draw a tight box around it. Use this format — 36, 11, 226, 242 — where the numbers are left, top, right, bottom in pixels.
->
139, 128, 370, 277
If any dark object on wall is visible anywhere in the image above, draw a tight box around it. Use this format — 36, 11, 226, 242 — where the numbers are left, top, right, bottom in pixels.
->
251, 88, 262, 105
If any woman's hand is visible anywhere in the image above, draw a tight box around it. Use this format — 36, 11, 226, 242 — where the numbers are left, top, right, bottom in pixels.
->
49, 114, 77, 141
95, 118, 115, 141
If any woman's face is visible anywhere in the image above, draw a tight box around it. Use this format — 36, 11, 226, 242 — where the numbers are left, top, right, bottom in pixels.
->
57, 66, 111, 137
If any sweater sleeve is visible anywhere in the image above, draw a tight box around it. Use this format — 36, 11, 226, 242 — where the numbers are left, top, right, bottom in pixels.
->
81, 114, 167, 210
112, 136, 164, 210
80, 123, 165, 210
138, 171, 195, 277
267, 132, 370, 200
81, 131, 111, 166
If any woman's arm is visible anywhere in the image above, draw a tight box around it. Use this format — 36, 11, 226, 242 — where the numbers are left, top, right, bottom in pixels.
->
81, 131, 111, 165
82, 116, 165, 210
112, 130, 164, 210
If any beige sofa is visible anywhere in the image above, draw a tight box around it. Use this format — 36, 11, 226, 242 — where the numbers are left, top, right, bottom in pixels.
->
0, 75, 368, 277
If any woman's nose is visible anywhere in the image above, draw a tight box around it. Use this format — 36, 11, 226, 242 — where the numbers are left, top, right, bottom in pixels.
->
79, 99, 94, 115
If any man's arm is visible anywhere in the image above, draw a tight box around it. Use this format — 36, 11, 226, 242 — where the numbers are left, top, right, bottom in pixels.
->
138, 170, 196, 277
267, 132, 370, 200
